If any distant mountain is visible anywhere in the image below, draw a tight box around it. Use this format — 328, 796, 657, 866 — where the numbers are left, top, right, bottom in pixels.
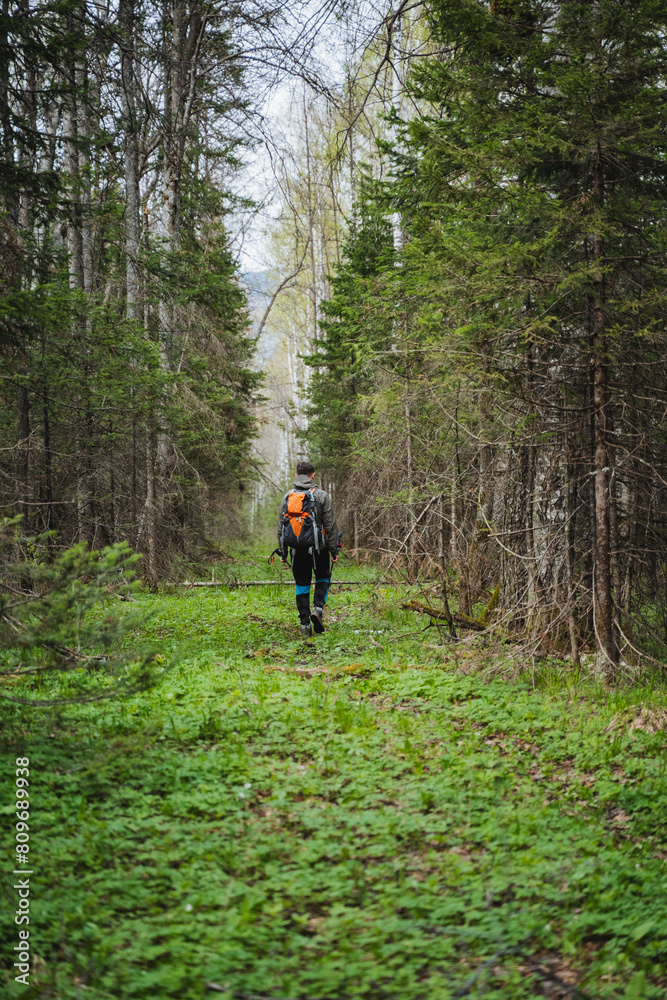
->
240, 270, 273, 312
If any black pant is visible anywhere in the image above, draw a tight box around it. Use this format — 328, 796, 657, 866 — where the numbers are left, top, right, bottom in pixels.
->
291, 548, 331, 625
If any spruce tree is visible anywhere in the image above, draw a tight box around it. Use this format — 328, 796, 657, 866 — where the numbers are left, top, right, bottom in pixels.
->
393, 0, 667, 669
309, 0, 667, 669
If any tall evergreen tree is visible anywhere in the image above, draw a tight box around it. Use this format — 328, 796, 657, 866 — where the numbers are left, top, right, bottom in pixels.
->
306, 188, 395, 476
309, 0, 667, 670
0, 0, 261, 577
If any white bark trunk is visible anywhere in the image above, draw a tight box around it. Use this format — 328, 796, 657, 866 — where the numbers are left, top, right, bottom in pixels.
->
120, 0, 142, 321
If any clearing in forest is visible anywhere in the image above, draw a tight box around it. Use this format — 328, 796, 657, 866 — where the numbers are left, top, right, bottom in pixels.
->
1, 547, 666, 999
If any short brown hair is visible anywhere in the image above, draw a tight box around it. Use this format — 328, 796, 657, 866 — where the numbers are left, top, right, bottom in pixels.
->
296, 461, 315, 476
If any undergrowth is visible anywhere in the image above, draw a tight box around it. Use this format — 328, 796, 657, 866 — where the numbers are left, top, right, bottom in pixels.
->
1, 543, 666, 999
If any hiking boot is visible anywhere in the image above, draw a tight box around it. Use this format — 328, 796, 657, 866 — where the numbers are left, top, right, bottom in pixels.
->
301, 623, 313, 638
310, 606, 325, 634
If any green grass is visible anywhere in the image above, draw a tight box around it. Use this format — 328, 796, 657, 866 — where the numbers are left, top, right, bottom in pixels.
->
2, 545, 667, 999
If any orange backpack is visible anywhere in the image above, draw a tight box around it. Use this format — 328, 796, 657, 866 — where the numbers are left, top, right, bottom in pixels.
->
281, 487, 323, 551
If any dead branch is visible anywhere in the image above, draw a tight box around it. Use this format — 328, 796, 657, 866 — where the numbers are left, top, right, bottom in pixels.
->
401, 599, 485, 631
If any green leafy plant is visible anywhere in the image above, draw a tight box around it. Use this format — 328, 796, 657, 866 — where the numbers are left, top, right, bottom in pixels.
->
2, 541, 666, 998
0, 519, 168, 705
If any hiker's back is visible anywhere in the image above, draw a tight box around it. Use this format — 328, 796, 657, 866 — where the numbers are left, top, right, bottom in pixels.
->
277, 463, 340, 637
280, 482, 323, 551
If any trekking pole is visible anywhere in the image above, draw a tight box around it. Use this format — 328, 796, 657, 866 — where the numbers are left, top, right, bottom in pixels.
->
269, 547, 290, 567
329, 532, 343, 583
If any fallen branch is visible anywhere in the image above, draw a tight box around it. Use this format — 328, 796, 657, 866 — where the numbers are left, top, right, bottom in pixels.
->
401, 599, 485, 631
524, 964, 585, 999
232, 992, 339, 1000
263, 665, 326, 677
181, 580, 377, 588
452, 946, 519, 997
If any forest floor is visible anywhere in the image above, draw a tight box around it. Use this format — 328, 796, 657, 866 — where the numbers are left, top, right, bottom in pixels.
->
2, 545, 667, 999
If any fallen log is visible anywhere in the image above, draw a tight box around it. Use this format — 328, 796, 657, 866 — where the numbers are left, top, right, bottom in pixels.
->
401, 599, 485, 631
181, 580, 377, 588
263, 665, 326, 676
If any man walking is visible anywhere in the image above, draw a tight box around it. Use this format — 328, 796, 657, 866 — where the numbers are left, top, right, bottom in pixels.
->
278, 461, 339, 637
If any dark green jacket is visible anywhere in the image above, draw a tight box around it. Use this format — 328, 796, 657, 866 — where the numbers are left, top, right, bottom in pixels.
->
278, 475, 339, 556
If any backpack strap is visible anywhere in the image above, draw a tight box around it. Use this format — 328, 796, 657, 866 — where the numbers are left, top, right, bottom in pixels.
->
308, 487, 323, 552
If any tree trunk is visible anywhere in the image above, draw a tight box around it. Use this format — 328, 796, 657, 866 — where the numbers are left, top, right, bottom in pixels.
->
303, 99, 318, 349
17, 0, 36, 240
144, 425, 158, 584
151, 0, 202, 573
43, 396, 53, 534
525, 447, 538, 621
76, 60, 93, 299
591, 147, 617, 672
621, 472, 636, 644
452, 400, 470, 615
63, 39, 82, 290
438, 496, 456, 637
108, 422, 116, 543
120, 0, 142, 321
0, 0, 17, 225
405, 395, 416, 579
563, 412, 580, 668
15, 382, 29, 523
